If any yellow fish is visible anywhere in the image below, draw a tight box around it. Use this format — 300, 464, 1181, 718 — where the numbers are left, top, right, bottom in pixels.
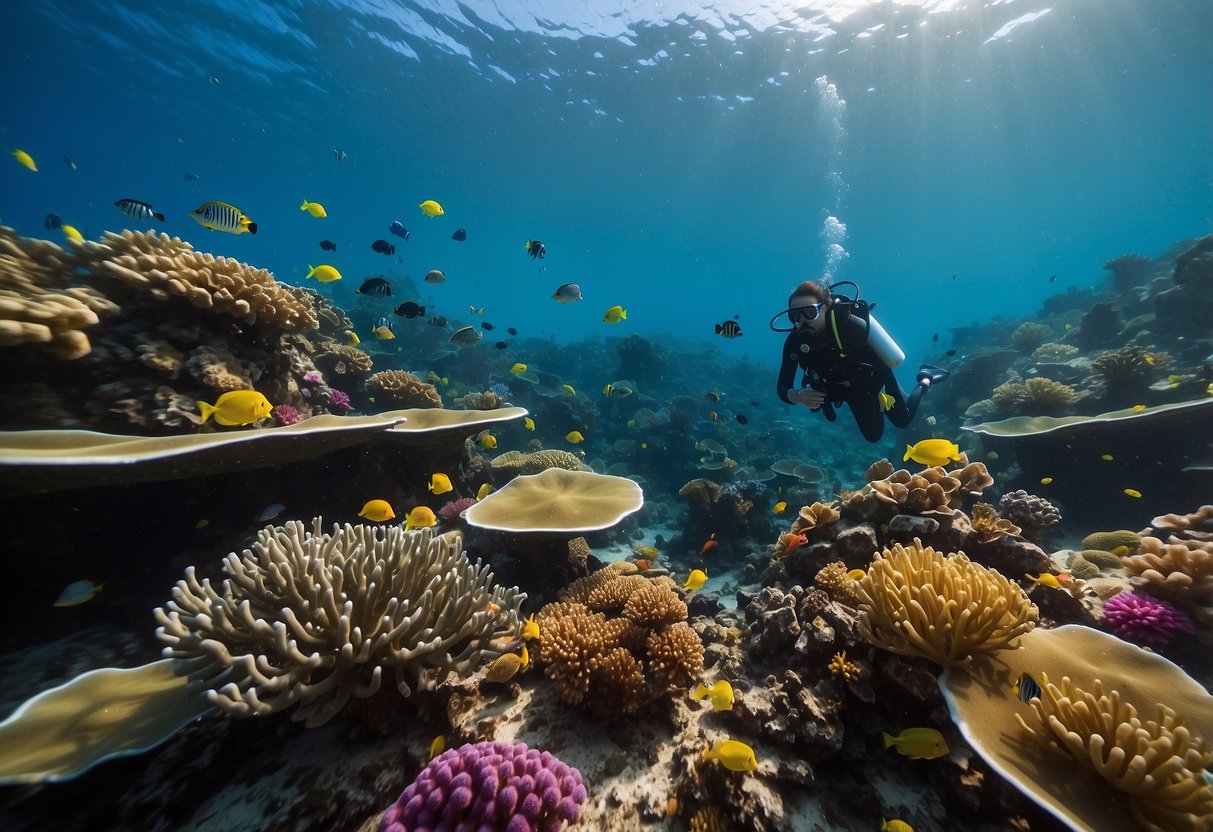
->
478, 432, 497, 450
1039, 476, 1054, 485
54, 579, 104, 607
1100, 454, 1114, 461
1025, 572, 1062, 589
565, 430, 584, 444
902, 438, 960, 467
300, 199, 327, 218
1131, 404, 1147, 412
522, 614, 540, 641
523, 417, 535, 431
691, 679, 734, 711
190, 200, 257, 234
428, 735, 445, 760
510, 363, 528, 375
419, 199, 444, 217
197, 390, 272, 426
562, 384, 576, 396
602, 305, 627, 324
359, 499, 395, 522
344, 330, 361, 347
372, 325, 395, 340
1123, 488, 1142, 498
520, 643, 530, 670
881, 728, 949, 760
428, 473, 453, 495
700, 739, 757, 772
602, 383, 615, 397
773, 501, 787, 515
1143, 353, 1155, 365
11, 148, 37, 171
846, 568, 866, 580
306, 264, 342, 283
476, 482, 492, 500
881, 820, 914, 832
683, 569, 707, 591
404, 505, 437, 530
62, 224, 84, 243
878, 391, 895, 412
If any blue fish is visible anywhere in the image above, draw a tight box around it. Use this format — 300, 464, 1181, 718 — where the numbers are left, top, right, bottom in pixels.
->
55, 579, 104, 607
389, 221, 410, 242
1014, 672, 1043, 704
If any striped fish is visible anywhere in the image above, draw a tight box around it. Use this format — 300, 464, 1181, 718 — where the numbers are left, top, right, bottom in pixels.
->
190, 200, 257, 235
715, 320, 743, 338
1014, 671, 1043, 704
114, 198, 165, 223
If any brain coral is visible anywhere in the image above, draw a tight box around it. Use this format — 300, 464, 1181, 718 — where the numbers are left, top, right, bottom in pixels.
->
379, 741, 586, 832
154, 520, 524, 727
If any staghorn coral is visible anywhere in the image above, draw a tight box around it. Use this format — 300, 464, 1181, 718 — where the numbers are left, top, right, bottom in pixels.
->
1122, 536, 1213, 606
814, 561, 862, 606
378, 741, 586, 832
1015, 676, 1213, 830
970, 502, 1022, 542
1011, 321, 1052, 352
991, 377, 1078, 416
153, 520, 524, 727
1031, 342, 1079, 363
367, 370, 443, 407
86, 230, 317, 331
0, 225, 118, 359
855, 538, 1038, 667
790, 501, 841, 537
490, 449, 589, 476
997, 490, 1061, 541
1103, 592, 1195, 645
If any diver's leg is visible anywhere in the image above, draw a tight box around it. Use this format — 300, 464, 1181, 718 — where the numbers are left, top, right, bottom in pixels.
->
883, 366, 928, 428
848, 393, 886, 442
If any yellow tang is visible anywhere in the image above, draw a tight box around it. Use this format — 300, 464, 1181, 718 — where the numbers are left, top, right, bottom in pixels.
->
522, 614, 540, 641
683, 569, 707, 591
691, 679, 734, 711
510, 363, 528, 375
881, 820, 914, 832
878, 391, 895, 412
1123, 488, 1142, 498
404, 505, 437, 530
602, 305, 627, 324
359, 499, 395, 522
1039, 476, 1054, 485
881, 727, 949, 760
419, 199, 444, 217
306, 264, 342, 283
523, 417, 535, 431
562, 384, 576, 396
565, 430, 584, 444
197, 390, 272, 426
300, 199, 327, 218
1025, 572, 1062, 589
773, 500, 787, 515
190, 200, 257, 234
428, 735, 445, 761
476, 482, 492, 500
903, 438, 960, 467
701, 739, 757, 772
62, 224, 84, 243
11, 148, 37, 171
428, 473, 453, 495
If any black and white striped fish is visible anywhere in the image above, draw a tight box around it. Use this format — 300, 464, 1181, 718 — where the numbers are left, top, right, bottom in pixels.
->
114, 198, 165, 223
1014, 671, 1043, 704
714, 320, 743, 338
189, 200, 257, 235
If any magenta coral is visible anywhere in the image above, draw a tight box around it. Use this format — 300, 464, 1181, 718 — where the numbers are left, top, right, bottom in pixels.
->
271, 403, 301, 426
379, 741, 587, 832
302, 370, 323, 384
1103, 591, 1195, 645
327, 388, 352, 413
438, 497, 477, 522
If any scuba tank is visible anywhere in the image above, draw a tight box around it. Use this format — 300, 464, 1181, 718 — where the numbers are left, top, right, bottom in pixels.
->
824, 281, 904, 369
865, 313, 905, 368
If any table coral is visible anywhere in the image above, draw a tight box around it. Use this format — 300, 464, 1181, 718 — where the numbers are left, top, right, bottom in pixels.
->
154, 520, 524, 727
379, 741, 586, 832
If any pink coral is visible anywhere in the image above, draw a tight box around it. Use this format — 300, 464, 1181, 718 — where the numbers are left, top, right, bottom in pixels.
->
271, 403, 301, 426
327, 388, 351, 413
438, 497, 477, 522
1103, 592, 1195, 645
302, 371, 323, 384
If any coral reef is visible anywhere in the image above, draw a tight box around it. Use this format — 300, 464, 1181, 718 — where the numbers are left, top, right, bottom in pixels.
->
490, 449, 589, 477
1102, 592, 1195, 645
1030, 342, 1078, 363
367, 370, 443, 407
1121, 535, 1213, 606
996, 490, 1060, 541
378, 741, 586, 832
154, 520, 524, 727
314, 342, 373, 378
1146, 505, 1213, 542
1081, 529, 1142, 555
789, 501, 841, 538
1073, 300, 1122, 349
968, 502, 1021, 543
991, 377, 1078, 416
1011, 321, 1052, 352
855, 538, 1038, 667
1103, 252, 1153, 291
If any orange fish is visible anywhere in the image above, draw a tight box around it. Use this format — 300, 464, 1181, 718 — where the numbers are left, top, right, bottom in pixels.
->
636, 559, 651, 572
781, 532, 808, 558
700, 539, 718, 556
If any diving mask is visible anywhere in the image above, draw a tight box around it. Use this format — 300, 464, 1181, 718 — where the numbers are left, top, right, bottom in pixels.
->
769, 301, 825, 333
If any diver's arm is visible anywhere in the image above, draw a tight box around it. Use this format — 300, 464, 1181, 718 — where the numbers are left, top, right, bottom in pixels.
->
776, 332, 799, 404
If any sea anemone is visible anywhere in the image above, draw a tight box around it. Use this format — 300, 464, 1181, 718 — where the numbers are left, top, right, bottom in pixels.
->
1103, 591, 1195, 645
327, 388, 352, 413
271, 403, 301, 426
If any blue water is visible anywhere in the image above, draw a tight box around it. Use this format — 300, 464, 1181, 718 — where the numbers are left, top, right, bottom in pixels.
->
4, 1, 1210, 361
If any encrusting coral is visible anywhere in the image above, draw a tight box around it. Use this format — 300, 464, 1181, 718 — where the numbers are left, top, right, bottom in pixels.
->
154, 520, 524, 727
854, 538, 1038, 667
367, 370, 443, 407
1016, 676, 1213, 831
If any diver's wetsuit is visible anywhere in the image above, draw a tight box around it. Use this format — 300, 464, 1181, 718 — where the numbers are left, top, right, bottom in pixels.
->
776, 310, 926, 442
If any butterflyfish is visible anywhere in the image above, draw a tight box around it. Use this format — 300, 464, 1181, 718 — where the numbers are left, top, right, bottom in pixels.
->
1013, 671, 1043, 704
114, 198, 165, 223
359, 499, 395, 522
190, 200, 257, 234
197, 390, 272, 426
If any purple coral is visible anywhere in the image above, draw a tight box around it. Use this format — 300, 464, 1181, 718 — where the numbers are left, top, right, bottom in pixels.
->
327, 388, 352, 414
271, 403, 301, 426
380, 741, 587, 832
302, 370, 324, 384
1103, 592, 1194, 645
438, 497, 477, 522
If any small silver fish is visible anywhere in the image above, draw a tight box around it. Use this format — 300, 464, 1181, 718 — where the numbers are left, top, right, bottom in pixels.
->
54, 579, 104, 607
551, 282, 582, 303
424, 269, 446, 285
449, 325, 483, 347
255, 503, 286, 523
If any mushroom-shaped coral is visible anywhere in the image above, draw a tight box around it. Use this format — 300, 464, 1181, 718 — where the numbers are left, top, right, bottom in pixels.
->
790, 501, 841, 538
997, 490, 1061, 541
378, 741, 587, 832
367, 370, 443, 407
855, 538, 1038, 667
464, 468, 643, 533
1146, 505, 1213, 542
1102, 592, 1195, 645
153, 520, 524, 727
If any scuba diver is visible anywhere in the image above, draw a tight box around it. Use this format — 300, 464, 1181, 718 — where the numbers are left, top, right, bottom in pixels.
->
773, 279, 949, 442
